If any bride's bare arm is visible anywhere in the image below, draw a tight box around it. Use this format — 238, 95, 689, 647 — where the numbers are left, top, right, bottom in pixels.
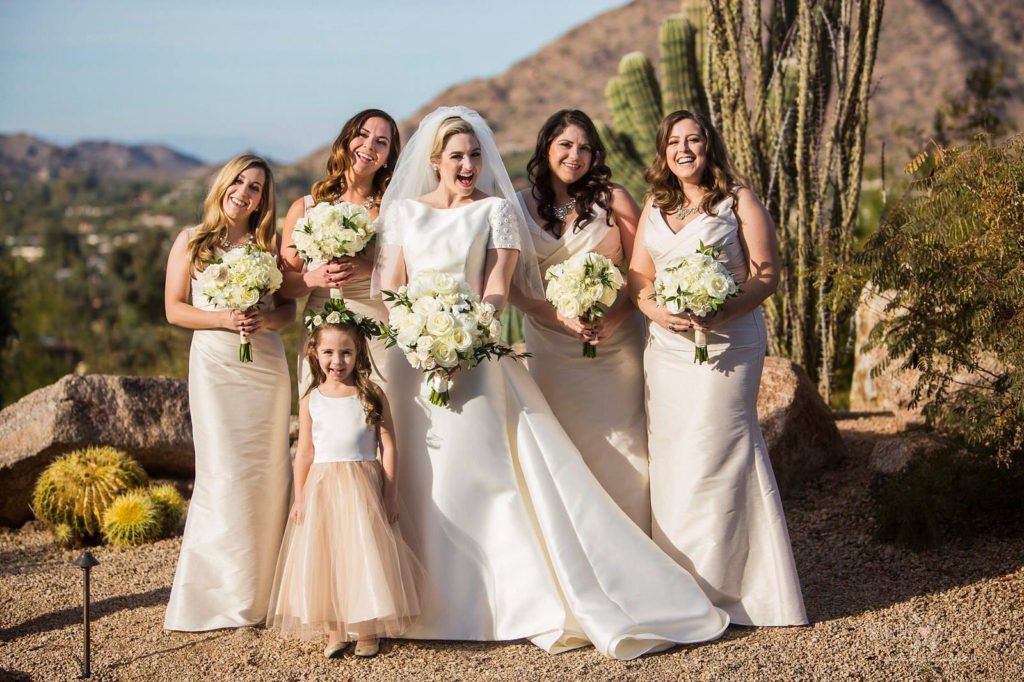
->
482, 248, 518, 313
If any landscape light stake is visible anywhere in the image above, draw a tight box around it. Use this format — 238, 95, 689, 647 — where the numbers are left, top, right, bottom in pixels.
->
72, 550, 100, 679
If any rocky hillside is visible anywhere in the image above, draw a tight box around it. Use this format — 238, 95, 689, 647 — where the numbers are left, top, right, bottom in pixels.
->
301, 0, 1022, 171
0, 133, 206, 181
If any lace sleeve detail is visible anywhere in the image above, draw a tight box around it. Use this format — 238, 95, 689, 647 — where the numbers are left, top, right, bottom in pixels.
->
487, 198, 521, 250
377, 199, 405, 247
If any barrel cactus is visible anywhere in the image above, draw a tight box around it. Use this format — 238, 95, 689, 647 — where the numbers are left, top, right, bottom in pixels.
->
102, 490, 162, 547
148, 483, 187, 537
32, 446, 149, 543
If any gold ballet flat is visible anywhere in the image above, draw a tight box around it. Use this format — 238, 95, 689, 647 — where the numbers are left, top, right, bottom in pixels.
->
323, 639, 348, 659
353, 638, 380, 657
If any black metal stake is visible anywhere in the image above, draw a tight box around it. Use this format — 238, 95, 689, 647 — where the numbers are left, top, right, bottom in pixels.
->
72, 550, 99, 679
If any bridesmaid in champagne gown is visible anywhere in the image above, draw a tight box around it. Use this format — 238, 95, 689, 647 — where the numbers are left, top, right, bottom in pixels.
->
629, 111, 807, 626
514, 110, 650, 531
279, 109, 403, 394
163, 154, 294, 630
375, 107, 728, 659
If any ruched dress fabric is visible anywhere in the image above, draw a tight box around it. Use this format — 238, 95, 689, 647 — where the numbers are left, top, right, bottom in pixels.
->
296, 195, 402, 396
379, 196, 729, 659
516, 193, 651, 532
266, 389, 422, 641
642, 197, 807, 626
164, 241, 291, 631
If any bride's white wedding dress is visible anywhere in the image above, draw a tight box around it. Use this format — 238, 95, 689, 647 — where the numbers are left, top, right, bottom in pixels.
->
383, 195, 729, 659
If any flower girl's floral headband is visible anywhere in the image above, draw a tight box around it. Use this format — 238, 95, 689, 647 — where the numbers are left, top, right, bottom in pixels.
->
303, 298, 382, 339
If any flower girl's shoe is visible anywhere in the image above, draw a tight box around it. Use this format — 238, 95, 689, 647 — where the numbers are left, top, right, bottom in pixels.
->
324, 638, 348, 659
353, 637, 379, 657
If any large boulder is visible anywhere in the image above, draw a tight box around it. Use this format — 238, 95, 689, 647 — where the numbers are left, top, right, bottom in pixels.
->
0, 374, 193, 527
757, 357, 846, 495
849, 285, 924, 426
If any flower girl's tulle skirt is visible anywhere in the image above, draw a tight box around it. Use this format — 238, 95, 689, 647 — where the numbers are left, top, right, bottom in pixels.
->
266, 461, 422, 641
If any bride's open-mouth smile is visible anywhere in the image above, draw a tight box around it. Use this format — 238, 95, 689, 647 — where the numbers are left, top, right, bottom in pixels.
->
455, 171, 476, 188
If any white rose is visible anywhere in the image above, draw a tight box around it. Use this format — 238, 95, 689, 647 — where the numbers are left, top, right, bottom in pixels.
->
599, 285, 618, 307
312, 314, 324, 327
412, 295, 442, 315
430, 272, 457, 295
326, 311, 342, 324
431, 338, 459, 368
397, 325, 421, 348
426, 311, 455, 337
239, 288, 261, 308
389, 305, 410, 326
557, 296, 583, 318
450, 327, 474, 352
488, 318, 502, 340
477, 304, 495, 326
706, 272, 730, 298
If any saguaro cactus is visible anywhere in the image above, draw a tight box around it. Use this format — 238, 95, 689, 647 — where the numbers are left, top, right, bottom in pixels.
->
603, 0, 885, 401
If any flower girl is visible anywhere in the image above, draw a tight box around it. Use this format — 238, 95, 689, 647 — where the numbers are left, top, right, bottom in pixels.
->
267, 306, 421, 658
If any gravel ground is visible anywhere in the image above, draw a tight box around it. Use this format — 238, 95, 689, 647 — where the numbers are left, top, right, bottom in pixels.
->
2, 413, 1022, 681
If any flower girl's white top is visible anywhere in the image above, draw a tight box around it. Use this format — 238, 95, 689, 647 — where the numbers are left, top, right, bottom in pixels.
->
310, 389, 377, 463
384, 197, 520, 293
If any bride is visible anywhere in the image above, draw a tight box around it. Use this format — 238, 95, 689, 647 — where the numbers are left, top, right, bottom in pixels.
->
375, 106, 728, 659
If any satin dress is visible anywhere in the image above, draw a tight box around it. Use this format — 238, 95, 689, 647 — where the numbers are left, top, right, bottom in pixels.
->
517, 193, 651, 531
165, 239, 291, 631
380, 196, 729, 659
642, 196, 807, 626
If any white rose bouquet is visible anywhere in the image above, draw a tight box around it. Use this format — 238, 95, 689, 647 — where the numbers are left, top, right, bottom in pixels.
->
380, 270, 527, 407
544, 251, 624, 358
290, 201, 375, 300
194, 244, 283, 363
652, 240, 740, 364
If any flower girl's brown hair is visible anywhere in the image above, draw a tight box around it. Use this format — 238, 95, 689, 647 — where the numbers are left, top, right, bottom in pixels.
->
305, 322, 384, 426
187, 154, 276, 274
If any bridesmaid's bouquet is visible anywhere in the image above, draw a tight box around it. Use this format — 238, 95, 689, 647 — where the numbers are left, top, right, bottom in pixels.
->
291, 201, 375, 299
195, 245, 283, 363
381, 271, 528, 407
544, 251, 624, 358
652, 241, 740, 364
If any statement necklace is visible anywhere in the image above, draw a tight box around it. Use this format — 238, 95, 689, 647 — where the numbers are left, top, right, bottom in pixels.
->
676, 205, 701, 219
553, 198, 576, 222
218, 232, 254, 251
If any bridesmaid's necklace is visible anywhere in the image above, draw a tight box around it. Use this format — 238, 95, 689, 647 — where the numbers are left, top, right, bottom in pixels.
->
218, 231, 254, 250
676, 205, 700, 219
553, 198, 576, 222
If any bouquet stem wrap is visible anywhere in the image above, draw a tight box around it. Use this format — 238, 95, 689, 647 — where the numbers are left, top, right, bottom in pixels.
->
693, 329, 708, 364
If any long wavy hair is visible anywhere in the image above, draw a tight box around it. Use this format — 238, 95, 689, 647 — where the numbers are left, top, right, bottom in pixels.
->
526, 109, 614, 235
645, 110, 742, 216
311, 109, 401, 209
188, 154, 276, 273
304, 322, 384, 426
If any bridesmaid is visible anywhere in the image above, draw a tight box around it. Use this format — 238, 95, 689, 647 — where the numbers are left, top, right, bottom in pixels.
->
280, 109, 401, 394
163, 154, 294, 630
628, 111, 807, 626
513, 109, 651, 532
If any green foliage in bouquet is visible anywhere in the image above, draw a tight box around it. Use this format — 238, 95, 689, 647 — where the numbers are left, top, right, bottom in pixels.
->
148, 483, 187, 538
101, 490, 162, 547
836, 134, 1024, 464
32, 446, 149, 542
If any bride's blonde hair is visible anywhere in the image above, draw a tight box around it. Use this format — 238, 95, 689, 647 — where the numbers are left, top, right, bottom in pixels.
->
187, 154, 276, 273
429, 116, 477, 179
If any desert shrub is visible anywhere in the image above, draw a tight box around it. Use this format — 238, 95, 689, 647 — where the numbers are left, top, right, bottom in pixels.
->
839, 134, 1024, 463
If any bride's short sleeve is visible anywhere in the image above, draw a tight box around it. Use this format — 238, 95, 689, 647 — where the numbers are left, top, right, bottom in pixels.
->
377, 199, 406, 247
487, 198, 521, 250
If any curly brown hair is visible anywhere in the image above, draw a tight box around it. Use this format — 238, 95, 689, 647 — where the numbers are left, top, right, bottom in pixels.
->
304, 322, 384, 426
527, 109, 613, 235
645, 110, 743, 217
311, 109, 401, 209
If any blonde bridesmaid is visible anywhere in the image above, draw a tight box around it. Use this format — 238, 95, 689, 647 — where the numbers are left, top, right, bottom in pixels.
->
513, 109, 650, 531
628, 110, 806, 626
279, 109, 402, 394
163, 154, 294, 630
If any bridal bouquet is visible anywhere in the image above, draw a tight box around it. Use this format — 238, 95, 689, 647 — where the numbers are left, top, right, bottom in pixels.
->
544, 251, 624, 358
195, 245, 283, 363
291, 201, 374, 299
652, 241, 740, 364
381, 271, 527, 407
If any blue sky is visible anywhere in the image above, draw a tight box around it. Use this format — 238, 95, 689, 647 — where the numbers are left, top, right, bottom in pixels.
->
0, 0, 626, 163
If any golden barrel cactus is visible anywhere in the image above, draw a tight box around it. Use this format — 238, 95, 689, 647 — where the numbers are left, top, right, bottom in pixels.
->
101, 490, 162, 547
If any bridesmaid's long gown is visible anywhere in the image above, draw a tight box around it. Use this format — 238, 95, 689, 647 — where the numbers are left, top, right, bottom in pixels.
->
517, 194, 651, 531
164, 238, 291, 631
642, 196, 807, 626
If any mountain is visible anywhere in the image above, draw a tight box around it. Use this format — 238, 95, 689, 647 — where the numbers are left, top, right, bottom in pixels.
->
298, 0, 1022, 172
0, 133, 207, 182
